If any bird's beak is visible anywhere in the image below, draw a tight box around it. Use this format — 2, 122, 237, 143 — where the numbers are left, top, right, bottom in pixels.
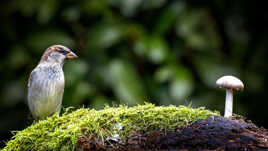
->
66, 51, 78, 59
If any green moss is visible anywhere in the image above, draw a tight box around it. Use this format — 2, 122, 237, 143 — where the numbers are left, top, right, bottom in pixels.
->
2, 103, 217, 151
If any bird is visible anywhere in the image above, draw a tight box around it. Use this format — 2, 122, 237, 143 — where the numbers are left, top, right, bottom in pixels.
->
27, 45, 78, 120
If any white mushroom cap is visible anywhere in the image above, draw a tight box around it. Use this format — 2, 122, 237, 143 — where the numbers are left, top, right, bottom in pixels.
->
216, 75, 244, 91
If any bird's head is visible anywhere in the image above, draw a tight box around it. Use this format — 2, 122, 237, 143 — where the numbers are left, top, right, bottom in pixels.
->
40, 45, 78, 66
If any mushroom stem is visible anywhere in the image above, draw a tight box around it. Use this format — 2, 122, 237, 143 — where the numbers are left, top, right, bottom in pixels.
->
224, 89, 233, 117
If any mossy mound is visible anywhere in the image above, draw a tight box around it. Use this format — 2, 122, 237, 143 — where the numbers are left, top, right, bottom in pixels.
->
2, 103, 217, 151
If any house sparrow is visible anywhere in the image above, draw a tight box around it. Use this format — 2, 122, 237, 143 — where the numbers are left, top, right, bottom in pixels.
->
27, 45, 78, 120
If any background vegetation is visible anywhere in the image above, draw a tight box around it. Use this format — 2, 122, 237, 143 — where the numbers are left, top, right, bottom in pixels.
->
1, 0, 268, 147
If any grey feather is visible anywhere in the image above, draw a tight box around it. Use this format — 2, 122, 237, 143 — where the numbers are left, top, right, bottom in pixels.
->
27, 65, 65, 120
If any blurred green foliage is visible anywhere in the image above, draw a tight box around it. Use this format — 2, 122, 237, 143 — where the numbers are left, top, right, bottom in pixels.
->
1, 0, 268, 147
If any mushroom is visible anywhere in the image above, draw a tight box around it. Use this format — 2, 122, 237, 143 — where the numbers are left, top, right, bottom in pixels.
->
216, 75, 244, 117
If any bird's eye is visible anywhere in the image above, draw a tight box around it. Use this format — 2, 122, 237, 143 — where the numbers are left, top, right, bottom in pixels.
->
58, 49, 69, 55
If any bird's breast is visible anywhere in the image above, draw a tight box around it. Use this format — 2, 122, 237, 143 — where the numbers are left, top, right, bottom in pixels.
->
32, 67, 65, 97
28, 66, 65, 118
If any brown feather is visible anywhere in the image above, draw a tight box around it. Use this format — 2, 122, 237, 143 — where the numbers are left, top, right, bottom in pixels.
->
39, 45, 67, 63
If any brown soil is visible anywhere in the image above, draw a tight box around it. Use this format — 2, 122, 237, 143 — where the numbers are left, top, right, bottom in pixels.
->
76, 116, 268, 151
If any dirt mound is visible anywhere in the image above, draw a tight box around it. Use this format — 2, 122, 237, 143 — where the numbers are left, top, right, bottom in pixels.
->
77, 116, 268, 151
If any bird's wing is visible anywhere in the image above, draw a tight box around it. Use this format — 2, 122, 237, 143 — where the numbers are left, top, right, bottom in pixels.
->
28, 70, 37, 88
